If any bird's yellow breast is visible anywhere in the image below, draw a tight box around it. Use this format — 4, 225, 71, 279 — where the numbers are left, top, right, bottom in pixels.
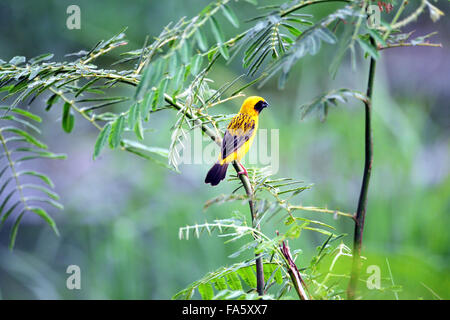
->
219, 114, 259, 164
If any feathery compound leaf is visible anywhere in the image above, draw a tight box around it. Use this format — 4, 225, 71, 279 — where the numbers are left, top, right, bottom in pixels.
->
268, 26, 336, 88
236, 11, 314, 77
0, 107, 63, 248
173, 260, 277, 300
252, 5, 364, 88
300, 88, 367, 121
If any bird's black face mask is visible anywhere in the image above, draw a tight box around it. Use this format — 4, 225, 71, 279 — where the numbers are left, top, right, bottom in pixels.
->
254, 100, 269, 113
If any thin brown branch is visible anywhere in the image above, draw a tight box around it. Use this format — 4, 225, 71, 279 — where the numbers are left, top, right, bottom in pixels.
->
289, 205, 355, 220
279, 237, 309, 300
164, 93, 265, 296
49, 87, 102, 130
379, 42, 442, 50
280, 0, 351, 17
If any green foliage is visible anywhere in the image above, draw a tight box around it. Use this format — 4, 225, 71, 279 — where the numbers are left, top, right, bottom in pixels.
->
173, 258, 280, 300
300, 88, 367, 121
176, 167, 353, 299
0, 106, 65, 249
62, 102, 75, 133
0, 0, 444, 298
93, 123, 112, 160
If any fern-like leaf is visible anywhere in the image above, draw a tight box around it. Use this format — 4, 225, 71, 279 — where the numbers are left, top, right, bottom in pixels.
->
0, 106, 65, 249
173, 259, 281, 300
300, 88, 368, 121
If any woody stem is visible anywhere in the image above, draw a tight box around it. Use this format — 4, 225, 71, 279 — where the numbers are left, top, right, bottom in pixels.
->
347, 36, 377, 299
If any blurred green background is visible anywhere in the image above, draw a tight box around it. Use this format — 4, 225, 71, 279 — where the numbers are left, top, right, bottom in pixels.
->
0, 0, 448, 299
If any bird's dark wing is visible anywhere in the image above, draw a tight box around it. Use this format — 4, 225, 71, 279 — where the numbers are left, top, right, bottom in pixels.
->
221, 114, 255, 160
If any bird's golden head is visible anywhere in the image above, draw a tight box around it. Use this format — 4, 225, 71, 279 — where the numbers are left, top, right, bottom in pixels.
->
239, 96, 269, 116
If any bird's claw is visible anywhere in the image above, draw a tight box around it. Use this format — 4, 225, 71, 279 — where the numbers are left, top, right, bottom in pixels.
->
237, 166, 248, 177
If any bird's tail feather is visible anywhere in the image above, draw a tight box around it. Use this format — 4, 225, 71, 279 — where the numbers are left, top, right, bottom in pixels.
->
205, 162, 229, 186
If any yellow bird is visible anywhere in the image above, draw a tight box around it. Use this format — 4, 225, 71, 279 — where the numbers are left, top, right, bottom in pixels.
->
205, 96, 269, 186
